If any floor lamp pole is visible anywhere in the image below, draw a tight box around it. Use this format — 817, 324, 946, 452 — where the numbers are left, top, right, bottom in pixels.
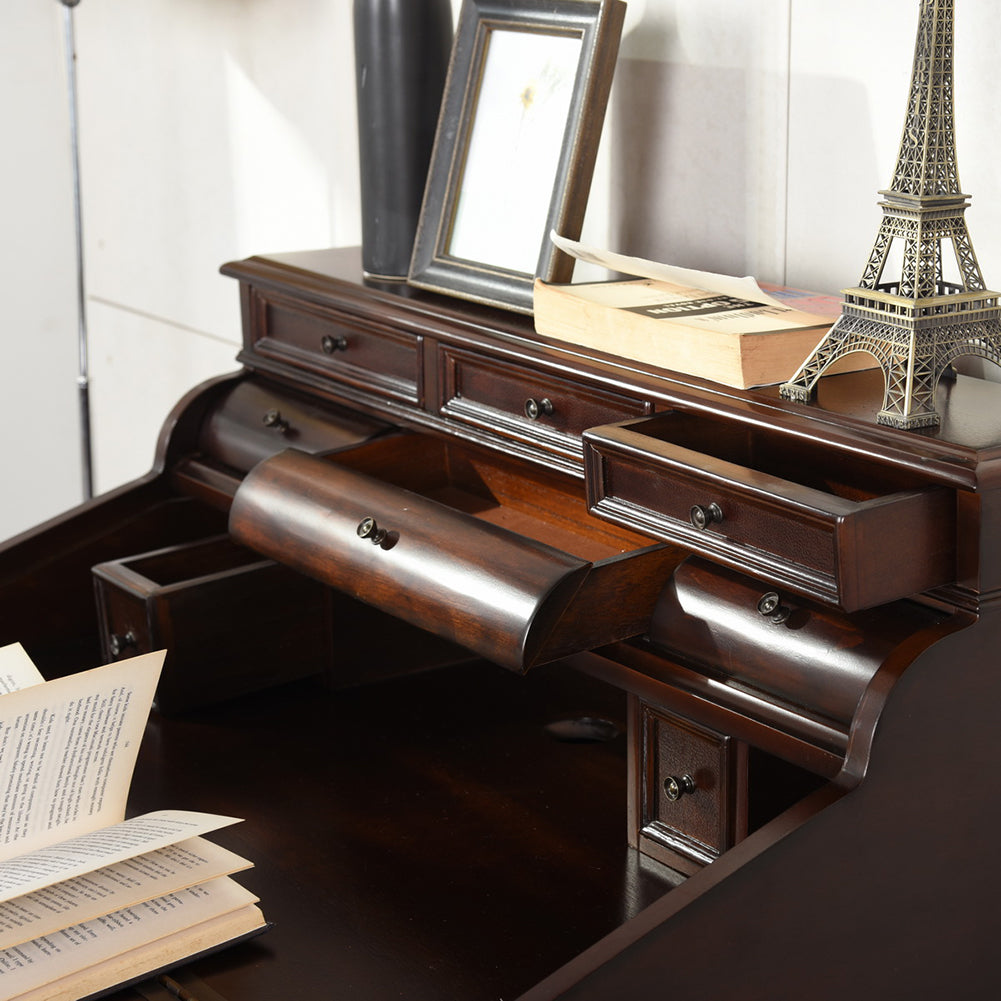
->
59, 0, 93, 500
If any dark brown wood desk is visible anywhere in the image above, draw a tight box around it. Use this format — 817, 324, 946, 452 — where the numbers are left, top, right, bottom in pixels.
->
115, 662, 675, 1001
3, 247, 1001, 998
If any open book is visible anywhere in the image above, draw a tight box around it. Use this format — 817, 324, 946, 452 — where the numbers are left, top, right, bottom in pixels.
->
534, 235, 865, 389
0, 643, 268, 1001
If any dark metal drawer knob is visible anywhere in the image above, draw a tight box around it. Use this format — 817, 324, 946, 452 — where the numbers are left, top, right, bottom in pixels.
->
321, 335, 348, 354
357, 517, 388, 546
664, 774, 696, 801
109, 630, 136, 658
690, 502, 723, 530
262, 409, 289, 433
524, 397, 554, 420
757, 591, 791, 624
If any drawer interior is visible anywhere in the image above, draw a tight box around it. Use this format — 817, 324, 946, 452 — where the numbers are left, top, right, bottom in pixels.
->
111, 534, 269, 587
93, 535, 330, 712
328, 433, 655, 562
616, 411, 930, 501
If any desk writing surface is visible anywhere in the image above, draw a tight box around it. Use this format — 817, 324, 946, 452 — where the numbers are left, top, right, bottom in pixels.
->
110, 660, 677, 1000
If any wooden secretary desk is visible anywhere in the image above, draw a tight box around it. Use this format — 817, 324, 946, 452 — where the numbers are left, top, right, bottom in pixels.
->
2, 246, 1000, 999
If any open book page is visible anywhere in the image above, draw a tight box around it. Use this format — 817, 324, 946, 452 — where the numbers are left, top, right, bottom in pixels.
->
0, 811, 242, 903
0, 876, 262, 1000
0, 837, 252, 951
0, 644, 45, 695
22, 903, 266, 1001
550, 231, 791, 309
0, 651, 165, 860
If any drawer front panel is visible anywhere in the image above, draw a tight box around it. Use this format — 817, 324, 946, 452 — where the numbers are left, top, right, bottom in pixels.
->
95, 580, 152, 659
229, 448, 592, 672
602, 447, 837, 578
440, 346, 651, 456
229, 441, 679, 673
197, 380, 391, 473
585, 415, 957, 609
253, 290, 421, 403
638, 702, 745, 868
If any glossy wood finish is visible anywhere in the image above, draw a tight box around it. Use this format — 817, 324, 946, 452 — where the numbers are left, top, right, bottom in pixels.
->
520, 606, 1001, 1001
249, 286, 423, 404
228, 436, 681, 672
439, 342, 653, 462
631, 699, 748, 872
108, 662, 680, 1001
584, 412, 957, 609
646, 557, 953, 731
4, 245, 1001, 998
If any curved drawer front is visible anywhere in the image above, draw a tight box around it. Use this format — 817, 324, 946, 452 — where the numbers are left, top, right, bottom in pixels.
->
584, 413, 956, 610
198, 380, 391, 473
228, 449, 595, 672
648, 557, 952, 729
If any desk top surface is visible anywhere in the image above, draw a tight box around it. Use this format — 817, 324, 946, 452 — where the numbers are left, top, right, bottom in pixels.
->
110, 660, 677, 1001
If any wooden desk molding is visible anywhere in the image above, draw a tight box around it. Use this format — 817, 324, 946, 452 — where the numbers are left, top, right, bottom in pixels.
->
2, 245, 1000, 998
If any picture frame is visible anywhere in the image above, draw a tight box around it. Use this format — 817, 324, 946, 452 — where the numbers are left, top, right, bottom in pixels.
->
408, 0, 626, 315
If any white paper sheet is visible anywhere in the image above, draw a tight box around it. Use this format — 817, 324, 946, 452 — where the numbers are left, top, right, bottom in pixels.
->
549, 231, 790, 309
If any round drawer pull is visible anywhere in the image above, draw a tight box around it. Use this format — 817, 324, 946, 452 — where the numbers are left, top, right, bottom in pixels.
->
757, 591, 791, 624
689, 502, 723, 530
109, 630, 137, 658
262, 408, 290, 433
357, 516, 388, 546
524, 397, 554, 420
321, 335, 348, 354
664, 774, 696, 801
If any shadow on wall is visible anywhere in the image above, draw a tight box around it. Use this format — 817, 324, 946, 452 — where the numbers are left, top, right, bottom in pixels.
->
608, 54, 748, 276
604, 10, 886, 294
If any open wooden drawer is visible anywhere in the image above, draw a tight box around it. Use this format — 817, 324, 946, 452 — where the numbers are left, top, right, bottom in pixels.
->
93, 534, 329, 713
228, 434, 681, 672
583, 411, 957, 610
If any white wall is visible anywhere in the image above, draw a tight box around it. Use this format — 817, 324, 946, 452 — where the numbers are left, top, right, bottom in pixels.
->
4, 0, 1001, 541
1, 3, 81, 538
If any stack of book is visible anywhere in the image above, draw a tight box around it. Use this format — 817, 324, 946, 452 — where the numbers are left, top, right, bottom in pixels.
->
0, 643, 268, 1001
534, 234, 860, 390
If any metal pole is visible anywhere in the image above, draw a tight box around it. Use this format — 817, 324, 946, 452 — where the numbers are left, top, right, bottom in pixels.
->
59, 0, 93, 500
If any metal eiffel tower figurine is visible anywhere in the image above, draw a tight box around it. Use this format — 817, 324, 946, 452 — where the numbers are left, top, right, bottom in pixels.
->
780, 0, 1001, 429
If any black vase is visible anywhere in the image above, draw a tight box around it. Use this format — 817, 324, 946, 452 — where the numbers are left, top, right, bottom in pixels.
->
353, 0, 453, 280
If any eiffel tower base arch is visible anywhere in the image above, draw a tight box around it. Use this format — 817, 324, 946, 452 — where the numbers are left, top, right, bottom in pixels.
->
780, 308, 1001, 430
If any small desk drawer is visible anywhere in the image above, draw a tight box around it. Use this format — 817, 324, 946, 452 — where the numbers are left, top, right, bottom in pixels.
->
229, 435, 682, 672
197, 380, 391, 472
439, 345, 651, 459
251, 289, 421, 404
584, 412, 956, 610
93, 536, 328, 713
170, 379, 391, 510
631, 699, 747, 873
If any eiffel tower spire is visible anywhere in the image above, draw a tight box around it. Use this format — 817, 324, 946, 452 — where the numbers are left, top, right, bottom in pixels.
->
781, 0, 1001, 429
